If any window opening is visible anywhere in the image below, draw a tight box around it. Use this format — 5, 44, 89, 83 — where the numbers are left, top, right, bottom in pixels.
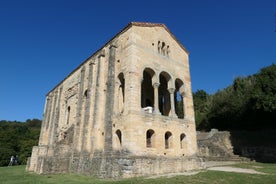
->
141, 69, 155, 111
116, 129, 122, 146
66, 106, 71, 125
159, 72, 171, 116
146, 129, 155, 148
180, 133, 186, 149
118, 73, 125, 113
175, 79, 184, 119
165, 131, 172, 149
84, 89, 88, 98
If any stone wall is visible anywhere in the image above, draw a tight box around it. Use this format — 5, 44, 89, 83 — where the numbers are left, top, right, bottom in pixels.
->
197, 129, 238, 161
197, 129, 276, 163
29, 151, 202, 178
230, 131, 276, 162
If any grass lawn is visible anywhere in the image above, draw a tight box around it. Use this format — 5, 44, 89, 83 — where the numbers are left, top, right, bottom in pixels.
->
1, 163, 276, 184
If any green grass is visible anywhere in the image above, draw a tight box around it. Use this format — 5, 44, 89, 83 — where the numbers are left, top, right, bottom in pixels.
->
1, 163, 276, 184
232, 162, 276, 175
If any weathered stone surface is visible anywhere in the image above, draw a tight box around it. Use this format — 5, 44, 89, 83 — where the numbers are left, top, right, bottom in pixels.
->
197, 130, 248, 162
26, 22, 200, 178
197, 130, 276, 163
197, 129, 234, 158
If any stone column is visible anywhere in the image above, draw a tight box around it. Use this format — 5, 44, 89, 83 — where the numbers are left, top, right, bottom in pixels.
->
39, 97, 50, 145
104, 44, 117, 153
114, 81, 120, 115
153, 82, 161, 114
49, 87, 63, 146
84, 60, 94, 151
168, 88, 177, 118
91, 50, 105, 151
74, 67, 86, 152
46, 94, 54, 130
47, 91, 58, 146
181, 92, 186, 119
124, 45, 141, 114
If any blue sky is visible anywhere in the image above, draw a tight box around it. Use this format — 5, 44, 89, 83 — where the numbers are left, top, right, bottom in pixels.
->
0, 0, 275, 121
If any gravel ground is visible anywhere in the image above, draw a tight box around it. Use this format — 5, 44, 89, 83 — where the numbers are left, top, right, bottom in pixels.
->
207, 166, 265, 175
147, 162, 266, 178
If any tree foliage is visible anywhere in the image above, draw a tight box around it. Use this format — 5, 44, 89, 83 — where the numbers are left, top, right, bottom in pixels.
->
0, 119, 41, 166
193, 64, 276, 131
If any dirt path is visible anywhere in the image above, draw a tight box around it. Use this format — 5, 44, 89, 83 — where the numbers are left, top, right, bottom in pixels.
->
147, 163, 266, 179
207, 166, 265, 175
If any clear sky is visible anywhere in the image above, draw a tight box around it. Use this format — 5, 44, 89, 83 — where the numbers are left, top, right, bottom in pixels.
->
0, 0, 275, 121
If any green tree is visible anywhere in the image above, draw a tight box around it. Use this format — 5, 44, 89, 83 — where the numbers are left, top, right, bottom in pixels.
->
193, 89, 210, 130
252, 64, 276, 112
202, 64, 276, 131
0, 119, 41, 166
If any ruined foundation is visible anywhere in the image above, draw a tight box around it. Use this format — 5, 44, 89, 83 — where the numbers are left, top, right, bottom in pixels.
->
28, 147, 201, 178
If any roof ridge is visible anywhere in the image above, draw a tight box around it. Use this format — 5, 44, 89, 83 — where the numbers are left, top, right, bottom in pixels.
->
130, 22, 166, 27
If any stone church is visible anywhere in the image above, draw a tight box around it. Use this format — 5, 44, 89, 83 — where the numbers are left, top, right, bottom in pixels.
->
27, 22, 201, 178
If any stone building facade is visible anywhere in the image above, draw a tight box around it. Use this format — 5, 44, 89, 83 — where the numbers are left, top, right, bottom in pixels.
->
27, 22, 201, 178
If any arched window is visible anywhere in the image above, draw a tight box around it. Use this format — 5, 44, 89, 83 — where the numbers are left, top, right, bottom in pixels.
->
159, 72, 172, 116
141, 68, 155, 109
84, 89, 88, 98
165, 131, 173, 149
115, 129, 122, 146
175, 79, 184, 119
180, 133, 186, 149
118, 73, 125, 113
146, 129, 155, 148
66, 106, 71, 125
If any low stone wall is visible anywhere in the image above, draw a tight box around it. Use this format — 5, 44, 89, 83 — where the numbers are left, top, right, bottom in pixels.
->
197, 129, 276, 163
70, 154, 202, 178
27, 147, 203, 178
197, 129, 237, 160
80, 155, 202, 178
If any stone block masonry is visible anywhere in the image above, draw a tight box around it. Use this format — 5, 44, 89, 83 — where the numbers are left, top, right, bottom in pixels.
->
26, 22, 202, 178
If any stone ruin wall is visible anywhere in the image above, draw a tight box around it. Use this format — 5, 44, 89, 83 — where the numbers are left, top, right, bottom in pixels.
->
197, 129, 237, 160
197, 129, 276, 163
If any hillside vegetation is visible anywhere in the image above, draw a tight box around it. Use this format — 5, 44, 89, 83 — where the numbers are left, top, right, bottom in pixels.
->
0, 119, 41, 166
193, 64, 276, 131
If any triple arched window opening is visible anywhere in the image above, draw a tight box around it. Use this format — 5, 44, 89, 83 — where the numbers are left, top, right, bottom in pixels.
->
115, 129, 186, 149
146, 129, 186, 149
80, 68, 185, 118
141, 68, 185, 118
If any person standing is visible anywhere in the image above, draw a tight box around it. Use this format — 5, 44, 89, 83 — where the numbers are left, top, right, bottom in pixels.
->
8, 156, 14, 166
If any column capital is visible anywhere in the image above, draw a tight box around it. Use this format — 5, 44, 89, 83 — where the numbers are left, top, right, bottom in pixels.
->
168, 88, 175, 94
89, 59, 96, 65
109, 43, 117, 49
153, 82, 160, 88
98, 49, 105, 58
